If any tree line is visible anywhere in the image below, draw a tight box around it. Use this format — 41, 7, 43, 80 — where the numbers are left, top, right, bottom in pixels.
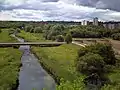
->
1, 21, 120, 41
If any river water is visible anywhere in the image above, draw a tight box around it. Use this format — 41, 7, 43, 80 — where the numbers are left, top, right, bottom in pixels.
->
12, 35, 56, 90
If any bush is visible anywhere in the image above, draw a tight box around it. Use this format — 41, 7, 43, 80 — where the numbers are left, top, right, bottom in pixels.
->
34, 27, 43, 33
65, 33, 72, 44
77, 53, 105, 75
47, 30, 59, 40
56, 35, 64, 42
76, 44, 115, 87
9, 28, 15, 35
111, 33, 120, 40
16, 28, 21, 33
77, 43, 116, 65
0, 29, 1, 33
51, 36, 56, 41
25, 25, 33, 32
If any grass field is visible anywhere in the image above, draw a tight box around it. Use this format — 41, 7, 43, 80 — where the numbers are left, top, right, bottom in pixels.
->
0, 29, 22, 90
17, 31, 49, 42
32, 44, 84, 81
0, 48, 22, 90
0, 29, 17, 42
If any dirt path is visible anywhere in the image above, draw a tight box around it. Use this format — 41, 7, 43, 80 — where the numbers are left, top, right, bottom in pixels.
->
109, 39, 120, 55
72, 41, 86, 47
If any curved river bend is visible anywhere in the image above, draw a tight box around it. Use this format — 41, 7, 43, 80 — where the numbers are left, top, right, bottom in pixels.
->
12, 35, 56, 90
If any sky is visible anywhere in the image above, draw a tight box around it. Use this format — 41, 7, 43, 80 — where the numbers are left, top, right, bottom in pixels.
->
0, 0, 120, 21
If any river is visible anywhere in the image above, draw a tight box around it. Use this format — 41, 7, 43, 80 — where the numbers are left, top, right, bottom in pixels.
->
12, 35, 56, 90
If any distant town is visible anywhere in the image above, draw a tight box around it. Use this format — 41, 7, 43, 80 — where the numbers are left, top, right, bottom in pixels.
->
1, 18, 120, 30
81, 17, 120, 30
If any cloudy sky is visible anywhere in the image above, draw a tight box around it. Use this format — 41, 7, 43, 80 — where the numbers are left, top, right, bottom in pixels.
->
0, 0, 120, 21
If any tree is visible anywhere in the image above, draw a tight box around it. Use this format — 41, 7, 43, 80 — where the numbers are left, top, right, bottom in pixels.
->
34, 27, 43, 33
25, 25, 33, 32
65, 33, 72, 44
77, 43, 116, 65
111, 33, 120, 40
76, 53, 105, 75
9, 28, 15, 35
16, 28, 21, 33
56, 35, 64, 42
51, 36, 56, 41
76, 44, 115, 87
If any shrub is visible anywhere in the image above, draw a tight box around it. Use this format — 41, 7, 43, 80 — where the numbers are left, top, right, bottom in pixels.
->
25, 25, 33, 32
77, 43, 116, 65
34, 27, 43, 33
111, 33, 120, 40
65, 33, 72, 44
77, 53, 105, 75
9, 28, 15, 35
76, 44, 115, 87
56, 35, 64, 42
16, 28, 21, 33
51, 36, 56, 41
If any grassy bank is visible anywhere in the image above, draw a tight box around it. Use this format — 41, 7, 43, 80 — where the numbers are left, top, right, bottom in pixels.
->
32, 44, 84, 80
18, 31, 85, 86
0, 29, 22, 90
0, 48, 22, 90
17, 31, 49, 42
32, 44, 85, 89
0, 29, 17, 42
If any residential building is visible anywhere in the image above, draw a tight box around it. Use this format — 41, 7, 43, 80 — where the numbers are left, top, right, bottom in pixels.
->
93, 17, 98, 26
103, 22, 120, 29
81, 20, 89, 25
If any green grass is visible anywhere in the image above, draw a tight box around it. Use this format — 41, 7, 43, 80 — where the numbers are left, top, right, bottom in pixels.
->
0, 48, 22, 90
0, 29, 22, 90
17, 31, 49, 42
0, 30, 17, 42
33, 44, 84, 81
102, 69, 120, 90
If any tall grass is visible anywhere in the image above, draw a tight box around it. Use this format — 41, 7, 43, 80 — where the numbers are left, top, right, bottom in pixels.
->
0, 29, 22, 90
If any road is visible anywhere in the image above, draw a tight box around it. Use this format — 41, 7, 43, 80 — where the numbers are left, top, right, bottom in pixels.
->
109, 39, 120, 55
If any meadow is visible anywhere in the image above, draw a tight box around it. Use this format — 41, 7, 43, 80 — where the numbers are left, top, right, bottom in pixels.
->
0, 29, 22, 90
17, 31, 48, 42
0, 29, 17, 42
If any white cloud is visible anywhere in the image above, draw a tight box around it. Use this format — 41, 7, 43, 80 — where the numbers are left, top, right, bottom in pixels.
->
0, 0, 120, 21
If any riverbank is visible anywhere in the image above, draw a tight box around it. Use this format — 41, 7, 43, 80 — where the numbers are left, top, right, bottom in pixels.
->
16, 31, 49, 42
32, 44, 85, 89
0, 29, 17, 42
17, 31, 86, 88
0, 48, 22, 90
0, 30, 22, 90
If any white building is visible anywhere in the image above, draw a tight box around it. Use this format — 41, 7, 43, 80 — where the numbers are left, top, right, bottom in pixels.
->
93, 17, 98, 26
81, 20, 89, 25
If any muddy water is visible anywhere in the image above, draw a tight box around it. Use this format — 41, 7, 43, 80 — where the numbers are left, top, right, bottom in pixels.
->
12, 35, 56, 90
